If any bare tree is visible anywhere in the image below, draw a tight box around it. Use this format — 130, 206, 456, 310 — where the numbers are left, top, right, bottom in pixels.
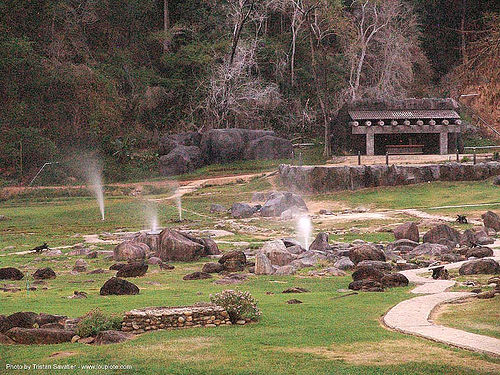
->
164, 0, 170, 52
227, 0, 256, 65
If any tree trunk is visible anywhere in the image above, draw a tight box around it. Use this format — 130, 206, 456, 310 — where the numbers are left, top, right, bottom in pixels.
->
163, 0, 170, 53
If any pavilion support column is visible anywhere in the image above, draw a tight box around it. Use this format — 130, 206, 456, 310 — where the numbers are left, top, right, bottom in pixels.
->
366, 132, 375, 156
439, 132, 448, 155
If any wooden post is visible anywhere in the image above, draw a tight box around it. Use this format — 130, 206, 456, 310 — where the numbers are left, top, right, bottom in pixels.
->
473, 149, 477, 165
19, 140, 23, 178
358, 151, 361, 165
386, 152, 389, 166
456, 149, 459, 162
366, 133, 374, 156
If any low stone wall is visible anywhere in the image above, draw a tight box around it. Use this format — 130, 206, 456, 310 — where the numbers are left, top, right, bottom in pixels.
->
122, 303, 231, 334
279, 162, 500, 193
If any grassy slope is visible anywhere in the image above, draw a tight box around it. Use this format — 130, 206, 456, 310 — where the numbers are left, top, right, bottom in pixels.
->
1, 176, 500, 374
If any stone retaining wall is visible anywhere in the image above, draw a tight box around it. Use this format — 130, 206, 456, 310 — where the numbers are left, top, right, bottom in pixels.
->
122, 304, 231, 333
279, 162, 500, 193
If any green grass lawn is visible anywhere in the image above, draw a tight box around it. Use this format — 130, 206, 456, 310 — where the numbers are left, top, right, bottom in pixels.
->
435, 298, 500, 340
1, 176, 500, 374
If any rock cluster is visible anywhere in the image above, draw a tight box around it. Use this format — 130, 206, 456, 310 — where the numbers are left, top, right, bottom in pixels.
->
230, 191, 308, 219
279, 162, 500, 193
121, 304, 232, 333
159, 129, 293, 176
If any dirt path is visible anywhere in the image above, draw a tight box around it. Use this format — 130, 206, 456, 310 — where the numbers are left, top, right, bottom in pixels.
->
383, 241, 500, 357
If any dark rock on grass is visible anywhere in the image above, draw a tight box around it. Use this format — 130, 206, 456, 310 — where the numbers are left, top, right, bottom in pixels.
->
40, 322, 65, 330
147, 257, 163, 265
356, 260, 392, 271
5, 327, 74, 345
100, 277, 139, 296
381, 273, 409, 288
35, 313, 67, 327
349, 244, 386, 264
286, 299, 303, 304
202, 262, 224, 273
0, 332, 15, 344
348, 279, 384, 292
201, 238, 221, 255
109, 263, 127, 271
0, 267, 24, 281
352, 266, 385, 282
231, 203, 255, 219
159, 145, 203, 176
88, 269, 105, 275
32, 267, 56, 280
157, 229, 205, 261
466, 246, 494, 259
219, 250, 246, 272
282, 287, 309, 293
476, 290, 497, 299
0, 312, 37, 333
431, 266, 449, 280
309, 232, 330, 252
493, 176, 500, 186
482, 211, 500, 232
94, 330, 132, 345
459, 259, 500, 275
73, 259, 88, 273
393, 222, 419, 243
116, 263, 148, 278
159, 263, 175, 270
210, 204, 226, 213
183, 272, 212, 280
423, 224, 460, 244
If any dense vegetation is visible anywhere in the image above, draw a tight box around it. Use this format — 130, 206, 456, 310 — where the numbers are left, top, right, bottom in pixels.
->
0, 0, 498, 181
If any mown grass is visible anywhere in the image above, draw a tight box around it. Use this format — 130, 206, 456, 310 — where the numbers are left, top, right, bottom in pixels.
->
1, 176, 500, 374
435, 298, 500, 339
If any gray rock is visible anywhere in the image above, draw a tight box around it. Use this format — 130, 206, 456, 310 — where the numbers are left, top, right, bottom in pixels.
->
349, 244, 386, 264
309, 232, 330, 252
260, 192, 308, 217
243, 135, 293, 160
255, 253, 274, 275
159, 145, 203, 176
280, 206, 307, 220
482, 211, 500, 232
408, 243, 451, 258
423, 224, 460, 244
459, 259, 500, 275
73, 259, 88, 273
334, 257, 355, 270
274, 265, 297, 275
356, 260, 392, 271
113, 241, 148, 261
393, 222, 419, 242
231, 203, 255, 219
210, 204, 227, 213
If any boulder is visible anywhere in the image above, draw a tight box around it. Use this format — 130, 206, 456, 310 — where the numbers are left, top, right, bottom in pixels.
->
459, 229, 477, 247
493, 176, 500, 186
5, 327, 74, 345
183, 272, 212, 280
274, 265, 297, 275
32, 267, 56, 280
348, 279, 384, 292
218, 251, 246, 272
243, 135, 293, 160
381, 273, 409, 288
352, 267, 385, 282
260, 192, 308, 217
466, 246, 493, 259
287, 299, 303, 304
36, 313, 67, 327
334, 257, 355, 270
422, 224, 460, 244
356, 260, 392, 271
408, 243, 451, 258
255, 253, 274, 275
349, 244, 386, 264
94, 330, 132, 345
157, 229, 205, 261
72, 259, 88, 273
280, 206, 307, 220
200, 128, 275, 164
159, 131, 201, 155
200, 238, 221, 255
286, 245, 306, 255
116, 263, 148, 278
231, 203, 255, 219
100, 277, 139, 295
307, 267, 346, 277
109, 263, 127, 271
0, 332, 15, 344
482, 211, 500, 232
113, 241, 148, 261
210, 204, 227, 213
309, 232, 330, 252
475, 229, 495, 245
202, 262, 223, 273
283, 287, 309, 293
0, 267, 24, 280
0, 312, 37, 333
459, 259, 500, 275
147, 257, 163, 265
159, 145, 203, 176
393, 222, 419, 242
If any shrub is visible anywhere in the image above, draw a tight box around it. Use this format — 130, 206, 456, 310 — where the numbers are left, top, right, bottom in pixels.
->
210, 290, 261, 323
76, 308, 122, 338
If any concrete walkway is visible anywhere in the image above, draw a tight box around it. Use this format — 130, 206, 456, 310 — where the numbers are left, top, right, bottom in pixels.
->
383, 241, 500, 357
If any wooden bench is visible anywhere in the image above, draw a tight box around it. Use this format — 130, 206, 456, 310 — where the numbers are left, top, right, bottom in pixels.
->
386, 144, 424, 155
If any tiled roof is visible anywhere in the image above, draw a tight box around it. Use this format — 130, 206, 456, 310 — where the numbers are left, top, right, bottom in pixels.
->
348, 110, 460, 120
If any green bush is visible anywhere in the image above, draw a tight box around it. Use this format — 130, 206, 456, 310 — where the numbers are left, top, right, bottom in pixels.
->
76, 308, 122, 338
210, 290, 261, 323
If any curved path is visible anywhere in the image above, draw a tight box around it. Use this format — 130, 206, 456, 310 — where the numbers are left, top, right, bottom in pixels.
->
383, 241, 500, 357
